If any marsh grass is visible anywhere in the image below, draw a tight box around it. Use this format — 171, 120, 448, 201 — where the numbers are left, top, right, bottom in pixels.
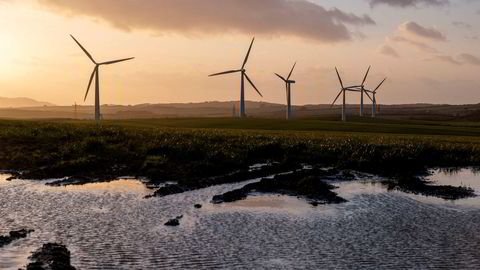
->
0, 118, 479, 183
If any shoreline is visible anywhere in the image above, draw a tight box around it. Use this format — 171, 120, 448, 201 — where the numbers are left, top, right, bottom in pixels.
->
1, 119, 479, 200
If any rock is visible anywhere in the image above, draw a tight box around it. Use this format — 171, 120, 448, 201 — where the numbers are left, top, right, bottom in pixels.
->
211, 169, 347, 205
164, 219, 180, 226
383, 175, 476, 200
149, 184, 188, 198
175, 215, 183, 219
0, 228, 34, 248
25, 243, 76, 270
194, 204, 202, 209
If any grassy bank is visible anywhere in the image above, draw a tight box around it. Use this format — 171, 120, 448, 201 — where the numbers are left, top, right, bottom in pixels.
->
0, 118, 479, 183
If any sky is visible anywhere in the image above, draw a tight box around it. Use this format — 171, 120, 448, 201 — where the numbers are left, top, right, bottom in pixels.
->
0, 0, 479, 106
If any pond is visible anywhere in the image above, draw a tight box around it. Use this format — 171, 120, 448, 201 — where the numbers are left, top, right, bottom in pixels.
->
1, 169, 479, 269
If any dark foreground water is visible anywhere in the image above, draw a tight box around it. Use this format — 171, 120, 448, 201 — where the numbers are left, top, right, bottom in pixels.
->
1, 169, 480, 269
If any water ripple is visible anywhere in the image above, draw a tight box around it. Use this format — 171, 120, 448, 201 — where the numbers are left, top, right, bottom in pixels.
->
0, 171, 479, 269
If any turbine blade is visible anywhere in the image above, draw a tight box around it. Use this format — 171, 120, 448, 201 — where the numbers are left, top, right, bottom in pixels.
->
331, 90, 343, 107
244, 73, 263, 97
287, 62, 297, 80
374, 78, 387, 92
70, 35, 96, 64
100, 57, 134, 65
335, 67, 344, 89
84, 66, 98, 102
275, 73, 287, 82
209, 70, 242, 77
241, 37, 255, 69
361, 66, 371, 86
365, 91, 373, 102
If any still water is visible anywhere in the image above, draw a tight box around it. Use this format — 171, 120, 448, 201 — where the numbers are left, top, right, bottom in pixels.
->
1, 169, 479, 269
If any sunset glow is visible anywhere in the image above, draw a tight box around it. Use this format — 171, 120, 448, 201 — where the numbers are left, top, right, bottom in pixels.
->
0, 0, 479, 106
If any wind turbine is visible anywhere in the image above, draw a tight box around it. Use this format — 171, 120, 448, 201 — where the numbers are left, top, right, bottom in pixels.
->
70, 35, 134, 121
331, 67, 361, 122
365, 78, 387, 118
359, 66, 371, 117
209, 37, 263, 118
275, 62, 297, 120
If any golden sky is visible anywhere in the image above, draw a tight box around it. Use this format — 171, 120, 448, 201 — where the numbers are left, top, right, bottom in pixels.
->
0, 0, 479, 105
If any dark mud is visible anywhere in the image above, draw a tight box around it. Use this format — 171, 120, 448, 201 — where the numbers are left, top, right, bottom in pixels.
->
147, 162, 301, 198
0, 229, 34, 248
23, 243, 76, 270
383, 175, 476, 200
212, 168, 347, 205
164, 215, 183, 226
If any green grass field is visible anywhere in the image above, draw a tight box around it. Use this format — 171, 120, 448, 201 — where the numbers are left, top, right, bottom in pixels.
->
0, 117, 479, 182
62, 117, 480, 136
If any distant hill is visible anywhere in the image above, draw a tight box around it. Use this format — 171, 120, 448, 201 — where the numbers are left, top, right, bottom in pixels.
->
0, 97, 55, 108
0, 100, 479, 121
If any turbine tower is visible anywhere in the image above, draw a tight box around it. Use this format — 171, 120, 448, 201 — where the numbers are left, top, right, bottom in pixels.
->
209, 37, 263, 118
359, 66, 371, 117
275, 62, 297, 120
365, 78, 387, 118
70, 35, 134, 121
331, 67, 361, 122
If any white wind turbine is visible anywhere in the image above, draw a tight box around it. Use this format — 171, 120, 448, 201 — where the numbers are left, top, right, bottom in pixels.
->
359, 66, 371, 117
331, 67, 361, 121
365, 78, 387, 118
70, 35, 134, 121
209, 37, 263, 118
275, 62, 297, 120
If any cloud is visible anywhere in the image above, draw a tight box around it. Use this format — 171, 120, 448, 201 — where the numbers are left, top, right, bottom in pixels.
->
38, 0, 375, 43
457, 53, 480, 65
378, 44, 400, 57
452, 21, 472, 30
428, 55, 461, 65
427, 53, 480, 66
369, 0, 449, 8
387, 36, 438, 53
399, 21, 446, 41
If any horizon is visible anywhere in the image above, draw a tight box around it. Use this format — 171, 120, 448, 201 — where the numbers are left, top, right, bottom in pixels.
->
1, 96, 480, 108
1, 0, 480, 106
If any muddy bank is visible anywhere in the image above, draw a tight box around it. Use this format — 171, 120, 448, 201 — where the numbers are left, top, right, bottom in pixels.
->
212, 168, 347, 205
147, 162, 302, 198
23, 243, 76, 270
0, 229, 34, 248
383, 175, 476, 200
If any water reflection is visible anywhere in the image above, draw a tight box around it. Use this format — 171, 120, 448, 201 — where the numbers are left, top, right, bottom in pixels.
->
60, 179, 150, 194
429, 167, 480, 190
210, 194, 315, 214
408, 168, 480, 207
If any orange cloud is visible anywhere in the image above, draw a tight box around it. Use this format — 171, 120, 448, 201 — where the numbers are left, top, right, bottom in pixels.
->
38, 0, 375, 42
399, 21, 446, 41
369, 0, 449, 8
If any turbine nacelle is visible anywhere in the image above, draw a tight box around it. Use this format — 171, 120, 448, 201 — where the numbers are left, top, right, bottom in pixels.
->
274, 62, 297, 120
70, 34, 134, 120
274, 62, 297, 83
208, 37, 262, 117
